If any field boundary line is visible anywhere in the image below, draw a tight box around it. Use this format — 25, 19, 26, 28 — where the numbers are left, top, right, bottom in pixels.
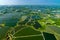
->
13, 34, 42, 38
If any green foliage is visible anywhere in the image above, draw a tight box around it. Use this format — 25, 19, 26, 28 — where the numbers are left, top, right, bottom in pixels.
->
0, 6, 60, 40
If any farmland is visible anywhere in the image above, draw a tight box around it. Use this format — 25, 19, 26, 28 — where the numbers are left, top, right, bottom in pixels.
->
0, 5, 60, 40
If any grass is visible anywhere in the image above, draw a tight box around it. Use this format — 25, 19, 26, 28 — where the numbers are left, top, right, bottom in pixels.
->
13, 27, 41, 36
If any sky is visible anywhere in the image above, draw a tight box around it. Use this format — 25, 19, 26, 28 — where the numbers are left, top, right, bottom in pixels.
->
0, 0, 60, 5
